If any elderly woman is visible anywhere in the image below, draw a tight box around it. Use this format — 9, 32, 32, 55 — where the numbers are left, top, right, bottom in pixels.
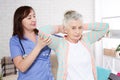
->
39, 10, 109, 80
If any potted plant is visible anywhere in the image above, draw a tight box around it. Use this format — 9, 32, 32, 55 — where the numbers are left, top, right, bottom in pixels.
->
115, 44, 120, 58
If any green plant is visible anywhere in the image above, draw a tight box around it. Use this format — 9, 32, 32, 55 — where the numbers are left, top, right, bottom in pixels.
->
116, 44, 120, 52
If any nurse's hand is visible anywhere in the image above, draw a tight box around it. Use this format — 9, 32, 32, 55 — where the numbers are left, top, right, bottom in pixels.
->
36, 34, 51, 49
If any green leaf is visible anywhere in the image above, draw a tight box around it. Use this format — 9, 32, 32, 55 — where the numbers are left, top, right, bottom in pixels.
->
116, 44, 120, 51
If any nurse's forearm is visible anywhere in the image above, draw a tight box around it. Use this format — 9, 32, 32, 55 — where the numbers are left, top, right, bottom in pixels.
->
13, 45, 43, 72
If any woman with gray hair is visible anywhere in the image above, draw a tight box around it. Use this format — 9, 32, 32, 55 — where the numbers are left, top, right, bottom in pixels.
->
39, 10, 109, 80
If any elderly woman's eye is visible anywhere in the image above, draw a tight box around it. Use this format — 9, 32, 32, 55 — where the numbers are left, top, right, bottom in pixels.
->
79, 26, 82, 29
33, 15, 36, 18
72, 26, 76, 29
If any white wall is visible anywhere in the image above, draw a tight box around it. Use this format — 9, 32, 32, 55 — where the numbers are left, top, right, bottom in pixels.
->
0, 0, 26, 59
95, 0, 120, 69
0, 0, 94, 59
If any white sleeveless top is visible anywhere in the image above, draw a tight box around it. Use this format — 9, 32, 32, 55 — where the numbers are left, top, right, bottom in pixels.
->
67, 41, 94, 80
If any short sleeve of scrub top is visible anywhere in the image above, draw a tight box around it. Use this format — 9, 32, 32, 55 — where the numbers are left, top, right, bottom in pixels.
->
9, 35, 23, 59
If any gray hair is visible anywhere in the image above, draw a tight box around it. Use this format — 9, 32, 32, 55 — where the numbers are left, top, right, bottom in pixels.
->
63, 10, 83, 27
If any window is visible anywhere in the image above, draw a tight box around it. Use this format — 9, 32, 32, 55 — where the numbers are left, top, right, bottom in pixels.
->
102, 17, 120, 38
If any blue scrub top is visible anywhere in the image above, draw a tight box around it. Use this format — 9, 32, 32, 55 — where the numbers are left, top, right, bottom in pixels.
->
9, 35, 54, 80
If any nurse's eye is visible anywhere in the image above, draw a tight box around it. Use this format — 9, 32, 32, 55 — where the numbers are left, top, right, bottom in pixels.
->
27, 15, 32, 19
28, 17, 31, 19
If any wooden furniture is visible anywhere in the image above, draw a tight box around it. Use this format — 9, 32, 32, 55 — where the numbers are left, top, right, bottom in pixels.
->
103, 48, 120, 73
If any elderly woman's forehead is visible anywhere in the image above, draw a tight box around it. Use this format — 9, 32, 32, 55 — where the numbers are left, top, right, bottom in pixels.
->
68, 19, 83, 24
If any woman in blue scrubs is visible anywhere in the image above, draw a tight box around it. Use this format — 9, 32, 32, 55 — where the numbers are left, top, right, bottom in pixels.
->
9, 6, 54, 80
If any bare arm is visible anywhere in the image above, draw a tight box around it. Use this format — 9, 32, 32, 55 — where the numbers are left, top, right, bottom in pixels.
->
13, 36, 51, 72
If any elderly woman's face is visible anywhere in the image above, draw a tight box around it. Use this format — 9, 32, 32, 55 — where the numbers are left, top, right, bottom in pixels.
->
65, 19, 83, 43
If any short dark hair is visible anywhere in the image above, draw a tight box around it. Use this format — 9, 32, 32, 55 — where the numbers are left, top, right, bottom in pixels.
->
12, 6, 38, 39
